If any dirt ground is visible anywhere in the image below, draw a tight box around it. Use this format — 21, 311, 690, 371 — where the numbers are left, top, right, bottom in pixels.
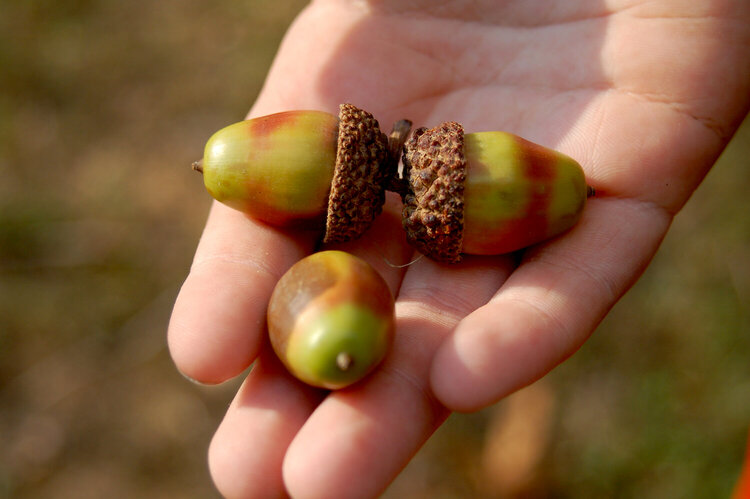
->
1, 2, 748, 497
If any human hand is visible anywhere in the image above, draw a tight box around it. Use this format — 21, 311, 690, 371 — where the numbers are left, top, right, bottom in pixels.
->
168, 1, 750, 497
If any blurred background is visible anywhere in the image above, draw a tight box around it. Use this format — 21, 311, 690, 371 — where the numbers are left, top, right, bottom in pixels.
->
1, 1, 748, 497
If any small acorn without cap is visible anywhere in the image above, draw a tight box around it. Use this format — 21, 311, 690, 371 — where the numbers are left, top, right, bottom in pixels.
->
398, 122, 590, 262
195, 103, 389, 243
267, 250, 395, 389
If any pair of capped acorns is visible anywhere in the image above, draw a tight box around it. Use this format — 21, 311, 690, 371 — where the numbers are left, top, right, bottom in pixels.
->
193, 104, 592, 389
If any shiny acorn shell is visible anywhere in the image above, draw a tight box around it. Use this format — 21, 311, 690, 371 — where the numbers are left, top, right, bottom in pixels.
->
461, 131, 587, 255
201, 110, 338, 227
267, 250, 395, 390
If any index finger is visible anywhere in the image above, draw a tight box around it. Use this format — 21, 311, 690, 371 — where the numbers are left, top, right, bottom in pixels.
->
168, 202, 316, 383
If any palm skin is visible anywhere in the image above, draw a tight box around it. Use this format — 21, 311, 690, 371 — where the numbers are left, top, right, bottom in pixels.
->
168, 1, 750, 497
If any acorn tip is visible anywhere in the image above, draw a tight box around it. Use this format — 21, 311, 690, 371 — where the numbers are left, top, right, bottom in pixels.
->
336, 352, 353, 371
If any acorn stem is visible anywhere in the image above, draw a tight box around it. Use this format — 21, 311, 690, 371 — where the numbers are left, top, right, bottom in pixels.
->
388, 119, 412, 165
336, 352, 353, 371
192, 159, 203, 174
385, 119, 413, 197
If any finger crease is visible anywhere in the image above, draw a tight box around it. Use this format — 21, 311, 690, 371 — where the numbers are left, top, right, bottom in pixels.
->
191, 254, 283, 282
378, 364, 445, 426
503, 295, 573, 350
399, 287, 475, 324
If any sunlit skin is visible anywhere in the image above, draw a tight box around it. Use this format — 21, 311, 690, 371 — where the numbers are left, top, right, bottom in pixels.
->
167, 1, 750, 497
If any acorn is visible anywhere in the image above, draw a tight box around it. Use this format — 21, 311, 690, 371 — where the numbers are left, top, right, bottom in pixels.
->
267, 250, 395, 389
194, 104, 390, 243
397, 122, 590, 263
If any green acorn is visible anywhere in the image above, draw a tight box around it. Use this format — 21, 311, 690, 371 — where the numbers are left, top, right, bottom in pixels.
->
194, 104, 390, 243
267, 250, 394, 389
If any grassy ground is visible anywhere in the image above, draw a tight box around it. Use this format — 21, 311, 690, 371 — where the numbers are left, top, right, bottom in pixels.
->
1, 2, 748, 497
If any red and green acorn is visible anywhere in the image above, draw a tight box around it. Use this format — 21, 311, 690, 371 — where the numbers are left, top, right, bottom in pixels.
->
267, 250, 394, 390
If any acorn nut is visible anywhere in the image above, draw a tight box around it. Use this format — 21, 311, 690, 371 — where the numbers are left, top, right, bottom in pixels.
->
399, 122, 590, 263
195, 104, 390, 243
267, 250, 395, 389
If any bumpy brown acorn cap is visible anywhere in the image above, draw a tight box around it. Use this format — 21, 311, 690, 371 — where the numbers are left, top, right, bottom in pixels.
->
324, 104, 390, 244
401, 121, 467, 263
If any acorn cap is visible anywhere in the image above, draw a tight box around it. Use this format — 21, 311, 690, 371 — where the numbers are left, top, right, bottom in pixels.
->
400, 121, 467, 263
324, 104, 390, 244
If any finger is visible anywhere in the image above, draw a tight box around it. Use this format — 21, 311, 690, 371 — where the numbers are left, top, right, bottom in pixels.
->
430, 196, 672, 412
321, 193, 414, 294
168, 202, 316, 383
208, 343, 326, 498
208, 198, 413, 497
282, 255, 515, 499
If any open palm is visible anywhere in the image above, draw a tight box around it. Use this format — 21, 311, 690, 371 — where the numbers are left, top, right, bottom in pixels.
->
169, 1, 750, 497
